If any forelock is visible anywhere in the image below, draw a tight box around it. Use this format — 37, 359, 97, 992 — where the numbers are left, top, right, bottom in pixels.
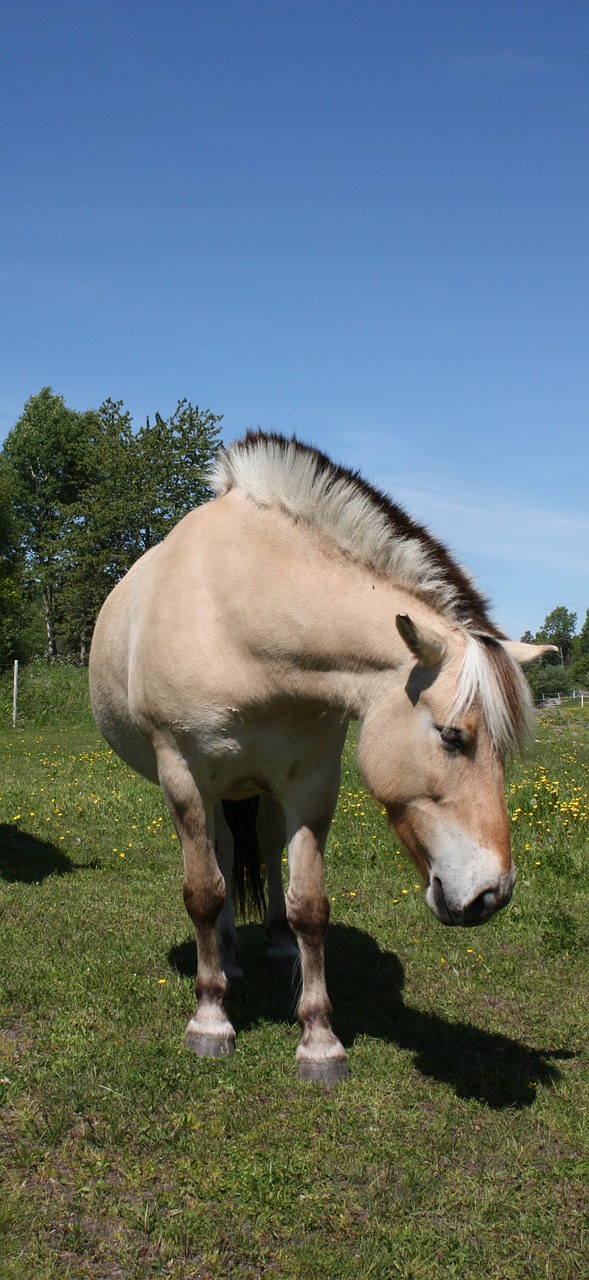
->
451, 634, 534, 756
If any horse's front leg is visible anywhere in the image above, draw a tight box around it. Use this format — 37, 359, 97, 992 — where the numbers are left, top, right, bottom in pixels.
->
158, 751, 236, 1057
285, 776, 348, 1086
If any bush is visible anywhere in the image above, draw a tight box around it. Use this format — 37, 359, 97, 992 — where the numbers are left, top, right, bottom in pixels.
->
568, 653, 589, 690
525, 662, 572, 700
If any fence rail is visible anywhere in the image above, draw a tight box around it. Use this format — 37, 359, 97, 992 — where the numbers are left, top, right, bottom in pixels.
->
536, 690, 589, 709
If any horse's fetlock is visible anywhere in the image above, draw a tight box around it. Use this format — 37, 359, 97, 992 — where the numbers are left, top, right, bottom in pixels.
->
196, 975, 228, 1004
297, 1000, 333, 1033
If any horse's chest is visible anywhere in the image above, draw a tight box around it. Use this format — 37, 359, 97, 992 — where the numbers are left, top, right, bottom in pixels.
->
192, 712, 345, 801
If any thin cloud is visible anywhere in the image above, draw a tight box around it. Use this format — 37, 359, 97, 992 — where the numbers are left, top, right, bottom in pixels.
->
382, 478, 589, 575
440, 45, 551, 79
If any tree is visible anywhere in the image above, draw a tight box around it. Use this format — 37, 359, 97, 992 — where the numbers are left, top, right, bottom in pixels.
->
67, 398, 222, 653
0, 457, 46, 663
2, 389, 96, 660
1, 389, 223, 661
534, 606, 577, 666
0, 458, 21, 661
134, 400, 222, 549
572, 609, 589, 660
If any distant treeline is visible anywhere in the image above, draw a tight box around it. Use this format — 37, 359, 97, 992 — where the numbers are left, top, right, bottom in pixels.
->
521, 606, 589, 698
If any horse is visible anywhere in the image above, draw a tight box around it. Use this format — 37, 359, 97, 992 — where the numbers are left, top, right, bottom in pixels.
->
89, 431, 551, 1085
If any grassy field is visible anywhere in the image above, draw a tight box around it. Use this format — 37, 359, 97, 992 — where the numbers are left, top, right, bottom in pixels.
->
1, 666, 588, 1279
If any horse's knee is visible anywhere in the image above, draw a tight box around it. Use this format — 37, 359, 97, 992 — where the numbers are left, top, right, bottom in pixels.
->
183, 871, 226, 927
286, 886, 329, 938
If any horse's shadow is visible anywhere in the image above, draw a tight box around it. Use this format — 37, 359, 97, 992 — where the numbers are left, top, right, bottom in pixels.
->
0, 824, 100, 883
168, 923, 571, 1109
0, 824, 74, 882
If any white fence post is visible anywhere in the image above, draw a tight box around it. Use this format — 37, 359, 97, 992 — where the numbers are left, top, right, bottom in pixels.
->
12, 659, 18, 728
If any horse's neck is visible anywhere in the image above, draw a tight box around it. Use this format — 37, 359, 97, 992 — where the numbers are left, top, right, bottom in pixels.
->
249, 550, 444, 716
207, 493, 452, 715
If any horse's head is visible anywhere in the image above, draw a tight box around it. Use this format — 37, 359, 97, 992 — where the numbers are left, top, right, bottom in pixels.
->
358, 614, 554, 928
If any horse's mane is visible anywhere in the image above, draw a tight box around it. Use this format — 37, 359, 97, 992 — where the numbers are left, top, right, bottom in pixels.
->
210, 431, 533, 753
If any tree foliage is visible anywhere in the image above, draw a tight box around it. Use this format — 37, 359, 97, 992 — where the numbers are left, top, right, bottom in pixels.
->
0, 458, 24, 662
524, 661, 573, 700
1, 388, 222, 662
0, 459, 46, 664
522, 605, 589, 698
2, 390, 97, 659
533, 606, 577, 665
572, 609, 589, 660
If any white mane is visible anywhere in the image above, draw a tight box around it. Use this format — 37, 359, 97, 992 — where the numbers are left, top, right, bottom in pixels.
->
212, 436, 466, 617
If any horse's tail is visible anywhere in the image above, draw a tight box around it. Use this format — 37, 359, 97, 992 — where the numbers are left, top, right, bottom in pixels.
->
221, 797, 267, 920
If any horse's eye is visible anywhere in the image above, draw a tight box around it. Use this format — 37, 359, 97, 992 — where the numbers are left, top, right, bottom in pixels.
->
438, 726, 467, 753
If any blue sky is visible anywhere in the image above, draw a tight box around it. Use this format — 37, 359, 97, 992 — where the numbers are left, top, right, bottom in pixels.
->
1, 0, 587, 640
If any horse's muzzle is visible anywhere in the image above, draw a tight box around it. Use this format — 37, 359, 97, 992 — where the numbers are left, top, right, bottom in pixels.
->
429, 868, 516, 928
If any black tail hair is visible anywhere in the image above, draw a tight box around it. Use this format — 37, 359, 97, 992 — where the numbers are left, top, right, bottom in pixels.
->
221, 797, 267, 920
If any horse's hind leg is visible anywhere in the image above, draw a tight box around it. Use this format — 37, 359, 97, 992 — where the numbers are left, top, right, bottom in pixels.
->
158, 750, 236, 1058
256, 796, 299, 976
214, 801, 245, 983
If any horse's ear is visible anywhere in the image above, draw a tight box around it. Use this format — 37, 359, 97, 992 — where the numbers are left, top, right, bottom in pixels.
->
396, 614, 447, 667
500, 640, 559, 666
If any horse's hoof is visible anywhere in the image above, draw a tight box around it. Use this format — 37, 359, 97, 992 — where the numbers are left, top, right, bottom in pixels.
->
186, 1031, 235, 1058
297, 1056, 349, 1087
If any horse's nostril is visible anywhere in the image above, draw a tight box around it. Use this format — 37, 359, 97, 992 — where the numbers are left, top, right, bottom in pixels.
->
462, 888, 497, 926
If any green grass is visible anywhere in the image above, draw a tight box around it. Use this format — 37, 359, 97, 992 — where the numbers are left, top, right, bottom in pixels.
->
0, 669, 588, 1278
0, 659, 92, 728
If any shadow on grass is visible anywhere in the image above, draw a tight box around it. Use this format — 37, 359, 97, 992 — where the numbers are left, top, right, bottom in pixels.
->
0, 824, 99, 883
168, 922, 569, 1109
